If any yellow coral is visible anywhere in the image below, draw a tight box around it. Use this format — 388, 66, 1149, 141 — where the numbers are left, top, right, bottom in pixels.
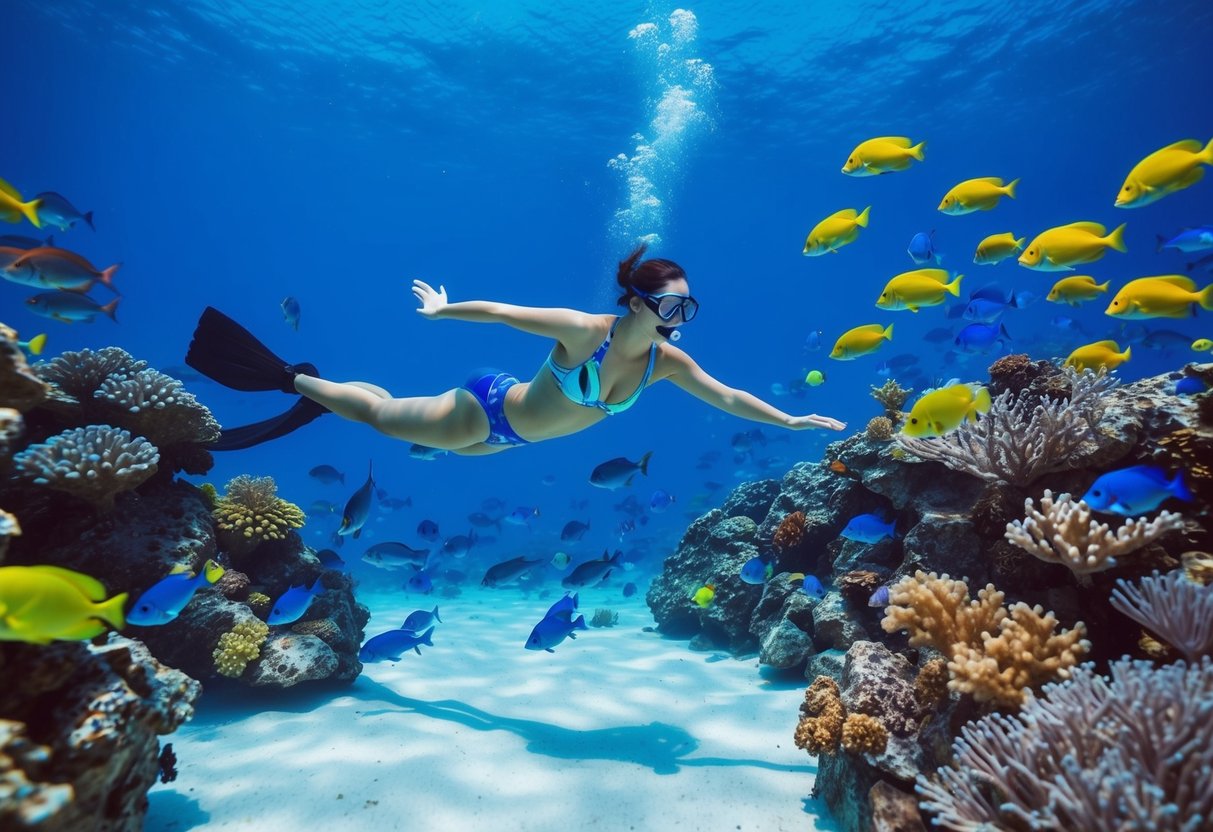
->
841, 713, 888, 755
914, 657, 949, 711
212, 618, 269, 678
794, 676, 845, 755
866, 416, 894, 441
871, 379, 912, 417
212, 475, 305, 557
247, 592, 271, 615
197, 481, 218, 509
1182, 551, 1213, 586
881, 570, 1089, 709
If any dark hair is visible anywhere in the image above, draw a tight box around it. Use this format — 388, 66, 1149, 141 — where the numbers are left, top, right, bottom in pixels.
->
615, 244, 687, 307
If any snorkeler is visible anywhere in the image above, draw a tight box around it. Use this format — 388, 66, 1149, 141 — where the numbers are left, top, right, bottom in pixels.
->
185, 246, 847, 453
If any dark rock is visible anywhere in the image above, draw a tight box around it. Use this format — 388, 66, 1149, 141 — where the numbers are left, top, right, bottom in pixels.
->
806, 648, 846, 682
899, 513, 988, 587
813, 750, 879, 832
720, 478, 781, 523
869, 780, 926, 832
811, 591, 870, 651
758, 454, 871, 573
249, 635, 339, 687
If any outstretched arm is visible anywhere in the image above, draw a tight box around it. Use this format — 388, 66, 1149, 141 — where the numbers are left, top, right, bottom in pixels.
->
657, 345, 847, 431
412, 280, 593, 342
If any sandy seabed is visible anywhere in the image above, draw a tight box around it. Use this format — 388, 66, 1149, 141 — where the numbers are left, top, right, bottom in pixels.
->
145, 588, 837, 832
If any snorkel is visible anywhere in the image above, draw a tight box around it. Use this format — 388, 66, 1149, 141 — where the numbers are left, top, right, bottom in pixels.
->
656, 324, 681, 342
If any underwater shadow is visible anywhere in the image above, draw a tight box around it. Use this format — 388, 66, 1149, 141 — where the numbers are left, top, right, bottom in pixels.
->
357, 678, 816, 777
144, 788, 211, 831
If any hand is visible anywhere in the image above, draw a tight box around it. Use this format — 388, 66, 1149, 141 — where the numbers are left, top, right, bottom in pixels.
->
412, 279, 448, 318
788, 414, 847, 431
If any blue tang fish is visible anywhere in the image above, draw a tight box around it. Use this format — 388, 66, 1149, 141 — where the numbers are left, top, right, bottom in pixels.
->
840, 513, 897, 544
907, 231, 940, 265
739, 557, 772, 585
805, 330, 824, 351
801, 576, 827, 599
359, 626, 435, 662
1157, 226, 1213, 254
407, 571, 434, 594
650, 490, 676, 512
1082, 465, 1194, 516
868, 586, 890, 608
338, 461, 375, 538
402, 606, 442, 632
504, 506, 540, 527
545, 593, 579, 618
1176, 376, 1207, 395
128, 559, 225, 626
954, 322, 1011, 354
525, 610, 587, 653
267, 577, 324, 626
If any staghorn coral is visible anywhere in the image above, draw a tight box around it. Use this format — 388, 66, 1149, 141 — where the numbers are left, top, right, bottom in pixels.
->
895, 366, 1117, 486
881, 570, 1089, 709
0, 323, 50, 412
13, 425, 159, 510
913, 657, 949, 711
34, 346, 144, 401
246, 592, 271, 616
773, 510, 807, 554
917, 658, 1213, 832
94, 367, 221, 447
1004, 490, 1185, 575
865, 415, 894, 441
1110, 570, 1213, 662
213, 619, 269, 678
212, 475, 306, 557
871, 379, 912, 418
841, 713, 888, 756
794, 676, 845, 755
1182, 550, 1213, 586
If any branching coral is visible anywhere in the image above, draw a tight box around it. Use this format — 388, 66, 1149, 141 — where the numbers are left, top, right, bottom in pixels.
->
841, 713, 888, 755
865, 416, 894, 441
794, 676, 845, 755
895, 366, 1117, 486
881, 570, 1090, 709
212, 619, 269, 678
212, 475, 305, 557
773, 511, 807, 554
871, 379, 912, 418
1110, 571, 1213, 662
13, 425, 159, 510
917, 658, 1213, 832
1004, 490, 1185, 575
94, 367, 221, 447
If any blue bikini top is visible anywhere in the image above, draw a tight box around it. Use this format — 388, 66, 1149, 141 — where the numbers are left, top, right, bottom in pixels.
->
545, 317, 656, 415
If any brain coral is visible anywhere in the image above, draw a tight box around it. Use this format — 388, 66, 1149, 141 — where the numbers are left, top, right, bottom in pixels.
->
213, 619, 269, 678
213, 475, 305, 557
13, 425, 159, 510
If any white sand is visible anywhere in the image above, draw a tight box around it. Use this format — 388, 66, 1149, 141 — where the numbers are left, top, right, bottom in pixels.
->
145, 589, 837, 832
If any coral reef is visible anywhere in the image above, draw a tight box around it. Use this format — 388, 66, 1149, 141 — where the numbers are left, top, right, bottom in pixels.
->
1005, 489, 1185, 575
871, 380, 912, 419
212, 474, 306, 559
794, 676, 845, 755
34, 346, 142, 402
1110, 570, 1213, 661
912, 658, 948, 711
93, 366, 220, 448
0, 323, 50, 413
841, 713, 888, 756
772, 510, 807, 553
213, 619, 270, 678
13, 425, 159, 511
864, 416, 893, 442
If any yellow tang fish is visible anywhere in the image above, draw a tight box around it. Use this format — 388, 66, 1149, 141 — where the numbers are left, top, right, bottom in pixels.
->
0, 565, 127, 644
900, 384, 991, 438
1047, 275, 1110, 306
1018, 222, 1127, 272
973, 232, 1025, 265
0, 177, 43, 228
875, 269, 963, 312
1116, 138, 1213, 209
1104, 275, 1213, 319
841, 136, 925, 176
829, 323, 893, 360
1064, 340, 1130, 373
691, 584, 716, 608
803, 206, 871, 256
1193, 338, 1213, 352
938, 177, 1019, 215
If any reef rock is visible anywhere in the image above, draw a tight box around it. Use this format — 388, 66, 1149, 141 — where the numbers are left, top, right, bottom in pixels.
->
811, 591, 871, 651
720, 477, 781, 523
249, 634, 339, 687
750, 575, 816, 670
0, 323, 49, 413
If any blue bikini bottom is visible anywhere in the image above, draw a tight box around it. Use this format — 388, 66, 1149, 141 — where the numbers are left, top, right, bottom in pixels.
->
463, 369, 530, 447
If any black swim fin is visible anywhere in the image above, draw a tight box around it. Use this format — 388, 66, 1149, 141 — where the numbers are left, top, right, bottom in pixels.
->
186, 306, 308, 393
210, 397, 329, 451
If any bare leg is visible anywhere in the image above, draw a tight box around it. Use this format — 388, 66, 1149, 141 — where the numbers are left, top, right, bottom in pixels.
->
293, 374, 490, 449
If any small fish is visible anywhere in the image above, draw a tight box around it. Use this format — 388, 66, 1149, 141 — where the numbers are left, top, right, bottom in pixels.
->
1176, 377, 1207, 395
1018, 222, 1127, 272
1081, 465, 1194, 516
828, 460, 847, 474
337, 461, 375, 538
1051, 315, 1087, 334
1064, 340, 1131, 373
973, 232, 1025, 265
26, 291, 119, 323
1105, 275, 1213, 320
805, 330, 823, 351
380, 496, 412, 511
409, 444, 448, 460
442, 531, 476, 558
0, 234, 52, 249
901, 384, 991, 437
359, 626, 435, 662
481, 556, 545, 587
267, 577, 324, 626
402, 606, 442, 632
0, 177, 43, 228
1047, 276, 1110, 306
840, 514, 898, 544
1141, 330, 1193, 352
0, 565, 127, 643
622, 582, 638, 597
1157, 226, 1213, 254
546, 593, 579, 618
560, 520, 591, 541
954, 322, 1011, 354
805, 369, 825, 387
127, 560, 225, 626
551, 551, 571, 569
962, 285, 1029, 323
690, 584, 716, 608
308, 499, 338, 515
17, 332, 47, 356
590, 452, 653, 490
739, 557, 772, 585
830, 323, 893, 360
417, 519, 440, 541
308, 464, 344, 485
868, 586, 890, 608
1116, 139, 1213, 209
562, 550, 622, 589
650, 490, 675, 512
876, 269, 963, 312
803, 206, 871, 256
1192, 338, 1212, 352
541, 474, 557, 486
362, 541, 430, 570
938, 177, 1019, 215
841, 137, 925, 176
504, 506, 540, 527
315, 549, 346, 571
525, 610, 587, 653
6, 246, 119, 293
907, 231, 940, 265
281, 296, 301, 331
32, 192, 94, 231
407, 571, 434, 594
801, 576, 827, 598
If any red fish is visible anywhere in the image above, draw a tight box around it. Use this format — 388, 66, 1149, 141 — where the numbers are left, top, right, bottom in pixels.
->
9, 246, 119, 293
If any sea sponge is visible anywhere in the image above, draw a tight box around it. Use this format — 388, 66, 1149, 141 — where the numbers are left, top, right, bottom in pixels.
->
913, 657, 949, 711
794, 676, 845, 755
841, 713, 888, 755
773, 511, 807, 554
871, 379, 912, 418
866, 415, 894, 441
13, 425, 159, 510
212, 619, 269, 678
212, 475, 305, 558
247, 592, 271, 616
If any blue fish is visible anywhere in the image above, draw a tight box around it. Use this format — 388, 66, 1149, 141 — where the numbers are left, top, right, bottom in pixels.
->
546, 592, 579, 618
868, 586, 890, 608
417, 519, 440, 541
590, 453, 653, 490
407, 571, 434, 594
442, 530, 476, 557
315, 549, 346, 571
1157, 226, 1213, 254
1189, 252, 1213, 273
128, 560, 225, 626
955, 322, 1011, 354
907, 231, 940, 265
560, 520, 590, 541
359, 626, 435, 662
267, 577, 324, 625
805, 330, 823, 351
840, 513, 897, 544
739, 556, 772, 585
622, 583, 638, 597
338, 461, 375, 538
1176, 376, 1208, 395
308, 464, 344, 485
0, 235, 53, 249
562, 550, 621, 589
281, 296, 301, 331
801, 576, 826, 599
1081, 465, 1194, 516
402, 606, 442, 632
650, 489, 675, 512
504, 506, 540, 527
32, 192, 94, 232
525, 610, 587, 653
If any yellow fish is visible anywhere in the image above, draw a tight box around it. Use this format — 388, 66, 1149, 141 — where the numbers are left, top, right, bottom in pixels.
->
1104, 275, 1213, 319
0, 177, 43, 228
829, 323, 893, 360
1064, 340, 1130, 373
0, 565, 127, 644
691, 584, 716, 608
1193, 339, 1213, 352
973, 232, 1025, 265
875, 269, 963, 312
901, 384, 992, 438
841, 136, 925, 176
1115, 138, 1213, 209
1046, 276, 1110, 306
1018, 222, 1127, 272
803, 206, 871, 256
18, 332, 48, 356
937, 177, 1019, 215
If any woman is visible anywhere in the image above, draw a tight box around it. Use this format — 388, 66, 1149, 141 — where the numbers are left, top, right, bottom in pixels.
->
185, 246, 846, 452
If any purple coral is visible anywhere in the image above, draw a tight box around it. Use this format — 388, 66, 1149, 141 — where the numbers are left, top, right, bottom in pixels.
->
1110, 570, 1213, 662
13, 425, 159, 510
